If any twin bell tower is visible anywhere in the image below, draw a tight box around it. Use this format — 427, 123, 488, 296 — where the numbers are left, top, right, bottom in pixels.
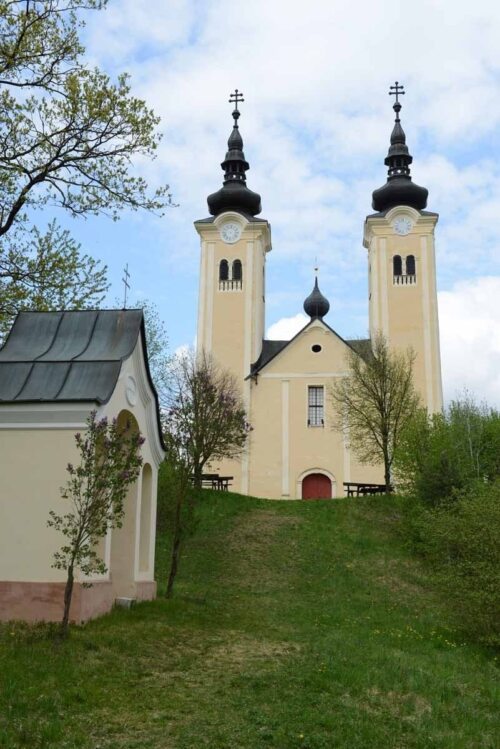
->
194, 85, 443, 499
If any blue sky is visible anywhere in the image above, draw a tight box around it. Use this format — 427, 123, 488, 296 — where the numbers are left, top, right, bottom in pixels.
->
57, 0, 500, 406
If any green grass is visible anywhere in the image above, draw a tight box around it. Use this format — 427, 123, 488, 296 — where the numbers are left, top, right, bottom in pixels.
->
1, 492, 498, 748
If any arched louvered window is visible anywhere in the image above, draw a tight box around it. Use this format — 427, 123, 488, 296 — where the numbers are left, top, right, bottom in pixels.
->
393, 255, 402, 276
232, 259, 242, 282
219, 259, 229, 281
406, 255, 416, 276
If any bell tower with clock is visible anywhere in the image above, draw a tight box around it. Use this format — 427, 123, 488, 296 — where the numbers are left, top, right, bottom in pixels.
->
195, 90, 271, 389
364, 82, 443, 412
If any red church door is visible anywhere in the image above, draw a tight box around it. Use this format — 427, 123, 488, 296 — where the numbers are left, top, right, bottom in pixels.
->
302, 473, 332, 500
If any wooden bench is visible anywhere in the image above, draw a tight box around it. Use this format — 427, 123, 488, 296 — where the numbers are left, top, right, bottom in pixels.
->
343, 482, 388, 497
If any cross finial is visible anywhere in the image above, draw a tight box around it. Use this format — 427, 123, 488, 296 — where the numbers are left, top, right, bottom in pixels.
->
229, 88, 244, 112
122, 263, 130, 309
389, 81, 405, 105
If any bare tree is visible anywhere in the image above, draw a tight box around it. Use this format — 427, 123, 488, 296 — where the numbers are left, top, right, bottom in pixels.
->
330, 332, 420, 492
47, 411, 144, 638
162, 350, 248, 596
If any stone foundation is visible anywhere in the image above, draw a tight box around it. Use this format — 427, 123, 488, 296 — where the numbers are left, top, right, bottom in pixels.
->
0, 578, 156, 623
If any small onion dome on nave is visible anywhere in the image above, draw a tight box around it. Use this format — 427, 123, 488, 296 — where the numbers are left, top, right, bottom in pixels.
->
304, 277, 330, 320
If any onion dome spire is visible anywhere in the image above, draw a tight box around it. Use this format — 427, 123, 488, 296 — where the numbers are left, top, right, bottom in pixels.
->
372, 82, 428, 213
304, 272, 330, 320
207, 89, 262, 217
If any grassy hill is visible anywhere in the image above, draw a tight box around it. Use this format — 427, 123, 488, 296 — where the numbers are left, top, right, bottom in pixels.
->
1, 492, 498, 748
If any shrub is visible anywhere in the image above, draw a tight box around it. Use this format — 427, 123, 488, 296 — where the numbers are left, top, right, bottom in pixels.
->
394, 395, 500, 506
411, 480, 500, 647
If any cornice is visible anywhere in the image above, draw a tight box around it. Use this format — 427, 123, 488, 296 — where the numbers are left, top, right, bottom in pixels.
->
194, 211, 272, 252
363, 208, 439, 247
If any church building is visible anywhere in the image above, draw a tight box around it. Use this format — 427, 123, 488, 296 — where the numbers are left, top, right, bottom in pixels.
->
195, 86, 443, 500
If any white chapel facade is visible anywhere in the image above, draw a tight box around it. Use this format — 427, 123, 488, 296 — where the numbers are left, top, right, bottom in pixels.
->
196, 87, 443, 500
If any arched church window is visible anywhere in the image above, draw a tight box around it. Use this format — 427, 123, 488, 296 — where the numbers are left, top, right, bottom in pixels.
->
232, 259, 242, 282
393, 255, 402, 277
219, 259, 229, 281
406, 255, 416, 276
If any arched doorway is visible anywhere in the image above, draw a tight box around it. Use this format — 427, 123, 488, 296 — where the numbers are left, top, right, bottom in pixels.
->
302, 473, 332, 500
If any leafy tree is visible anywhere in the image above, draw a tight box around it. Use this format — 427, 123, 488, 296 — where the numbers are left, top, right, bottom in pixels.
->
47, 411, 144, 638
129, 298, 171, 408
0, 1, 171, 331
162, 350, 248, 596
0, 0, 169, 235
330, 332, 420, 492
395, 394, 500, 505
0, 220, 108, 337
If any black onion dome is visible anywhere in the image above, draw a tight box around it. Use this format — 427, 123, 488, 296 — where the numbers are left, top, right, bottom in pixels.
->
304, 277, 330, 320
372, 87, 428, 212
207, 103, 262, 217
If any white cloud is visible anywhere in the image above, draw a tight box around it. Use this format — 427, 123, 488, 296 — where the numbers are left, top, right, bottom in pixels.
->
267, 314, 308, 341
73, 0, 500, 368
438, 276, 500, 407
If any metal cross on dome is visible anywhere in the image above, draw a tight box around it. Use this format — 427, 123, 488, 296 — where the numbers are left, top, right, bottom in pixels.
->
389, 81, 405, 104
229, 89, 244, 111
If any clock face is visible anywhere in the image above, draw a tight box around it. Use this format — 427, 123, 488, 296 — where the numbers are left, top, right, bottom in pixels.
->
220, 222, 241, 244
394, 217, 413, 236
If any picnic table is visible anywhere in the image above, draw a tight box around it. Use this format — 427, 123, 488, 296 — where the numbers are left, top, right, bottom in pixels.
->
343, 482, 388, 497
190, 473, 233, 491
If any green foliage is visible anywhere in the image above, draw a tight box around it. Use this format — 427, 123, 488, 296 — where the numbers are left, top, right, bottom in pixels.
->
133, 298, 171, 406
330, 332, 420, 490
0, 220, 108, 337
156, 459, 196, 534
48, 410, 144, 634
0, 1, 169, 236
395, 394, 500, 505
409, 481, 500, 647
0, 1, 171, 333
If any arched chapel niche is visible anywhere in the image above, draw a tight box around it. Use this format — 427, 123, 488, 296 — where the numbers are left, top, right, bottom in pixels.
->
139, 463, 152, 573
109, 409, 140, 598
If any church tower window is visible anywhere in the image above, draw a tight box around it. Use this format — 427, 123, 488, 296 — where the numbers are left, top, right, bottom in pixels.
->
219, 259, 229, 282
406, 254, 416, 277
232, 259, 243, 288
393, 255, 402, 278
307, 385, 324, 427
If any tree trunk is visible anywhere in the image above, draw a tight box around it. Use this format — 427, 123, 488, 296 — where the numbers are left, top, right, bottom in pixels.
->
165, 487, 184, 598
384, 459, 392, 493
193, 463, 202, 489
60, 565, 74, 639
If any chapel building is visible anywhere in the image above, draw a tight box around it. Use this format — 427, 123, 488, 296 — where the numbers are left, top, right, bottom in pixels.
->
195, 87, 443, 500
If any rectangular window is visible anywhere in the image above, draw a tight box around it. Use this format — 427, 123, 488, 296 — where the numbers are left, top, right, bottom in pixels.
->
308, 385, 324, 427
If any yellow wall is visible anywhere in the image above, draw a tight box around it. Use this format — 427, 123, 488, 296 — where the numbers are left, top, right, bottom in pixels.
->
0, 429, 81, 582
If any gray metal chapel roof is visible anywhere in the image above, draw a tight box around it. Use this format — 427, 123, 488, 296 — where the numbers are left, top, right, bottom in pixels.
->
0, 309, 149, 404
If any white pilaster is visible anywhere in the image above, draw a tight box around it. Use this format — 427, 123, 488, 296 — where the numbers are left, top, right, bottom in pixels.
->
281, 379, 290, 496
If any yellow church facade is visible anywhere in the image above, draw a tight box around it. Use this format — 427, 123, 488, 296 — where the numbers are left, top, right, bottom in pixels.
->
196, 87, 442, 500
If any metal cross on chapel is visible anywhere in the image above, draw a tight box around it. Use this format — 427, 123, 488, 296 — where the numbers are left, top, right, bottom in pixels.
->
389, 81, 405, 104
229, 89, 244, 110
122, 263, 130, 308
